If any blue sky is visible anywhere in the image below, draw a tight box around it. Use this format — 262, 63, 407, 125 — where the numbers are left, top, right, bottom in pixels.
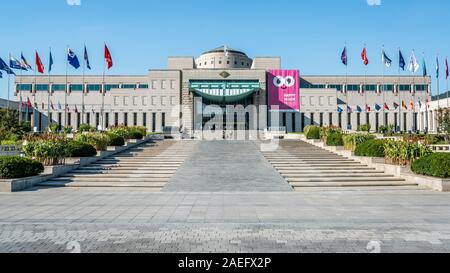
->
1, 0, 449, 99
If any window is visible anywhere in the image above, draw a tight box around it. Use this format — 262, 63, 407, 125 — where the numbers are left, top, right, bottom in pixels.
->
105, 84, 120, 91
170, 80, 176, 89
87, 84, 101, 92
77, 113, 81, 128
301, 113, 305, 131
375, 113, 379, 132
162, 113, 166, 128
152, 113, 156, 132
138, 84, 149, 89
394, 113, 398, 131
122, 84, 137, 89
292, 113, 296, 132
58, 113, 62, 129
399, 85, 411, 91
338, 113, 342, 129
143, 113, 147, 127
357, 113, 361, 128
105, 113, 109, 128
142, 96, 148, 106
282, 113, 287, 127
300, 82, 325, 89
218, 61, 222, 64
133, 96, 138, 106
384, 113, 389, 127
17, 84, 32, 92
366, 113, 370, 125
86, 113, 90, 125
70, 84, 83, 92
329, 113, 333, 126
151, 80, 157, 89
310, 113, 314, 125
52, 84, 66, 92
364, 85, 376, 92
161, 80, 167, 89
67, 113, 72, 126
124, 113, 128, 127
415, 84, 427, 92
347, 113, 352, 129
328, 84, 342, 92
36, 84, 49, 92
96, 113, 100, 127
320, 113, 324, 127
347, 85, 360, 92
414, 113, 418, 131
114, 113, 119, 127
403, 113, 407, 131
381, 84, 394, 92
133, 113, 138, 126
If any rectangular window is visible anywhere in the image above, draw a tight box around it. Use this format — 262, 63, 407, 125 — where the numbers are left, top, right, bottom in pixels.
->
67, 113, 72, 127
95, 113, 100, 128
414, 113, 418, 131
70, 84, 83, 92
38, 112, 42, 132
105, 84, 120, 91
347, 85, 360, 92
86, 113, 90, 125
161, 80, 167, 89
364, 85, 376, 92
301, 113, 305, 132
151, 80, 157, 89
162, 113, 166, 128
170, 80, 176, 89
77, 113, 81, 129
114, 113, 119, 127
87, 84, 101, 92
399, 85, 411, 91
357, 113, 361, 128
143, 113, 147, 127
381, 84, 394, 92
105, 113, 109, 128
138, 84, 149, 89
347, 113, 352, 129
320, 113, 324, 127
282, 113, 287, 128
328, 85, 342, 91
384, 113, 389, 126
329, 113, 333, 126
394, 113, 398, 131
375, 113, 379, 132
58, 113, 62, 129
292, 113, 296, 132
366, 113, 370, 126
415, 84, 427, 92
338, 113, 342, 129
152, 113, 156, 132
403, 113, 407, 132
52, 84, 66, 92
122, 84, 137, 89
35, 84, 49, 92
133, 113, 138, 126
310, 113, 314, 125
124, 113, 128, 127
17, 84, 32, 92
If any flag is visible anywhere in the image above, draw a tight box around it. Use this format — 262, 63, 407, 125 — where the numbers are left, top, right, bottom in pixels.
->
422, 57, 427, 77
21, 53, 33, 70
27, 97, 32, 108
410, 101, 415, 110
42, 102, 45, 110
104, 44, 113, 69
58, 101, 62, 110
347, 105, 353, 113
402, 101, 408, 110
0, 71, 2, 78
375, 104, 381, 111
67, 48, 80, 69
84, 45, 91, 70
10, 56, 27, 70
35, 52, 44, 74
365, 104, 371, 112
426, 99, 430, 109
50, 101, 55, 110
337, 106, 343, 113
399, 50, 406, 71
357, 106, 363, 113
49, 50, 54, 73
224, 45, 229, 57
341, 46, 348, 66
436, 56, 440, 79
382, 50, 392, 68
66, 104, 70, 111
75, 105, 78, 113
418, 99, 422, 109
393, 102, 399, 110
408, 51, 419, 73
0, 58, 15, 75
361, 47, 369, 66
384, 103, 390, 110
445, 56, 449, 79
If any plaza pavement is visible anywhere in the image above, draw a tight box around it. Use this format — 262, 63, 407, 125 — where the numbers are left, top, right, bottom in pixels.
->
0, 140, 450, 253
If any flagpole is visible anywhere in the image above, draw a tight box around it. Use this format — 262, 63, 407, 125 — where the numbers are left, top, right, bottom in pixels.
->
82, 44, 86, 125
33, 50, 37, 129
344, 42, 349, 131
101, 43, 106, 131
19, 59, 23, 123
363, 43, 367, 128
7, 54, 11, 115
381, 46, 386, 127
398, 48, 402, 132
47, 47, 51, 131
447, 56, 449, 108
65, 46, 68, 129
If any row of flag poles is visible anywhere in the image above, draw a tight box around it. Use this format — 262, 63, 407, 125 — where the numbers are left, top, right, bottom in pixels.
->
0, 44, 114, 127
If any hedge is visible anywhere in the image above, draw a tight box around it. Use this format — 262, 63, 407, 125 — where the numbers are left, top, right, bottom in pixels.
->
326, 131, 344, 146
107, 133, 125, 147
343, 134, 376, 151
67, 141, 97, 157
354, 139, 386, 158
411, 153, 450, 178
304, 125, 321, 140
0, 156, 44, 179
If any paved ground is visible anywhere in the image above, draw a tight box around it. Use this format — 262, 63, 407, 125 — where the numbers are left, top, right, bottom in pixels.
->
164, 141, 292, 192
1, 140, 450, 253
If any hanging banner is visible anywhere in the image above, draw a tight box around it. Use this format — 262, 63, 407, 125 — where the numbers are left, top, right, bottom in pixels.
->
267, 70, 300, 112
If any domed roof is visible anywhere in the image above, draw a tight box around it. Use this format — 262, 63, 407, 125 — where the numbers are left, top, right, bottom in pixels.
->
201, 46, 248, 57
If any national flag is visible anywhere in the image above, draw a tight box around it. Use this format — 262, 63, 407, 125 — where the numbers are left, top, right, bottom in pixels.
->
402, 101, 408, 110
0, 58, 16, 75
408, 51, 419, 73
34, 102, 38, 109
21, 53, 33, 70
341, 46, 348, 66
347, 105, 353, 113
84, 45, 91, 70
436, 56, 440, 79
49, 50, 54, 73
382, 50, 392, 68
27, 97, 32, 108
357, 106, 363, 113
399, 50, 406, 71
67, 48, 80, 69
104, 44, 113, 69
418, 99, 422, 109
361, 47, 369, 66
74, 105, 78, 113
446, 57, 449, 80
422, 57, 427, 77
393, 102, 399, 110
426, 99, 431, 109
410, 101, 415, 110
35, 52, 44, 74
42, 102, 45, 110
384, 103, 390, 110
375, 104, 381, 112
337, 106, 343, 113
66, 104, 70, 111
50, 100, 55, 110
10, 56, 27, 71
365, 104, 371, 112
224, 45, 229, 57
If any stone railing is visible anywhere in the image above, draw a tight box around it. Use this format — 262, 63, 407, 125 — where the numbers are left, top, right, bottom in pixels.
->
430, 145, 450, 153
0, 145, 23, 157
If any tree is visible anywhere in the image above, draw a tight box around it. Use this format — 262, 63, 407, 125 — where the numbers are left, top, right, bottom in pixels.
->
437, 108, 450, 142
0, 109, 31, 141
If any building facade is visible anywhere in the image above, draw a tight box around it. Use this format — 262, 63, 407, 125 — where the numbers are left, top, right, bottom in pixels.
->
13, 47, 432, 136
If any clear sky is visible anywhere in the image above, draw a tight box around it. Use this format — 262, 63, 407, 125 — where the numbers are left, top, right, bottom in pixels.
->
1, 0, 449, 99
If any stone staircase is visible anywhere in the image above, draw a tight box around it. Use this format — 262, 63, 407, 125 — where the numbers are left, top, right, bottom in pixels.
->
262, 140, 419, 191
37, 140, 197, 191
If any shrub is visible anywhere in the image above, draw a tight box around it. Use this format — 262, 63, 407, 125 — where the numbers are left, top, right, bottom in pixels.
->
106, 133, 125, 147
357, 124, 371, 133
0, 156, 44, 179
22, 134, 70, 165
354, 139, 386, 158
320, 126, 342, 142
48, 123, 60, 133
326, 131, 344, 146
425, 135, 447, 145
1, 140, 22, 146
62, 126, 73, 134
343, 134, 376, 151
384, 140, 433, 166
411, 153, 450, 178
129, 126, 147, 137
66, 141, 97, 157
304, 125, 321, 140
128, 130, 144, 140
75, 133, 110, 151
78, 124, 96, 133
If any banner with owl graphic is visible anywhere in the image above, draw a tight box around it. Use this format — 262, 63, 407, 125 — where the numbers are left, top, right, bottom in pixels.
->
268, 70, 300, 112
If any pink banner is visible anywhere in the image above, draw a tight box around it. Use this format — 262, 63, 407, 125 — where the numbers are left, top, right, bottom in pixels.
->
268, 70, 300, 112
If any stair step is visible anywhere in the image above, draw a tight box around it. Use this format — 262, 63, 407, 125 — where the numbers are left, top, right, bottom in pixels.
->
38, 181, 167, 188
287, 177, 405, 183
294, 186, 420, 192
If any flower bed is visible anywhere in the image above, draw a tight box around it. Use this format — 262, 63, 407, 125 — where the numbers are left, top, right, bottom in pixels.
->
0, 156, 44, 179
354, 139, 386, 158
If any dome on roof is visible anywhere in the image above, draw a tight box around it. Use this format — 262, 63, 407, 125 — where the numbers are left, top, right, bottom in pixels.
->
196, 46, 253, 69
